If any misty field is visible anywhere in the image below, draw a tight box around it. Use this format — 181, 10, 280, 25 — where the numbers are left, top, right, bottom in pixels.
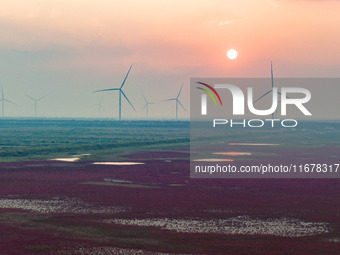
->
0, 119, 339, 254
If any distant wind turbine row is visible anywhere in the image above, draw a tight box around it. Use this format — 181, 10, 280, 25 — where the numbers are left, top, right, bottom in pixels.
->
92, 62, 279, 120
0, 65, 186, 119
0, 62, 278, 120
93, 64, 187, 120
0, 84, 47, 118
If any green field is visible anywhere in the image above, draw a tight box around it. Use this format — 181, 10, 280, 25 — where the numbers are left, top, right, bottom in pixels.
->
0, 119, 189, 162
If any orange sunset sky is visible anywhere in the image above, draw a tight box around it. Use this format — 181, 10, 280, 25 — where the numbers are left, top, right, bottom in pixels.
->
0, 0, 339, 118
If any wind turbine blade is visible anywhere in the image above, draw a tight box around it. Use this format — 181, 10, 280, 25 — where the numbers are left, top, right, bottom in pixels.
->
120, 64, 133, 89
4, 99, 15, 105
277, 91, 291, 99
161, 98, 176, 102
142, 93, 147, 103
177, 100, 187, 112
177, 83, 184, 98
26, 95, 35, 101
254, 89, 272, 103
142, 103, 147, 110
93, 88, 119, 93
121, 90, 136, 111
37, 95, 48, 101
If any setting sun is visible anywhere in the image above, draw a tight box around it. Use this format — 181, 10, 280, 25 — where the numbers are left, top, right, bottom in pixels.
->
227, 49, 238, 60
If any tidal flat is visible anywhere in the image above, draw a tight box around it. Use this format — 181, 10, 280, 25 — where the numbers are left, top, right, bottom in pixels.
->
0, 119, 339, 254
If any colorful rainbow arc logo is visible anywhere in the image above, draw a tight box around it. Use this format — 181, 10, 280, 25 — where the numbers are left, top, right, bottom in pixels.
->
196, 82, 223, 106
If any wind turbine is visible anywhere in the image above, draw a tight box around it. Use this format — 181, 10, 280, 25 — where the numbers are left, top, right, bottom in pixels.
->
254, 61, 281, 119
0, 85, 15, 117
94, 65, 135, 120
26, 95, 47, 117
95, 96, 103, 118
162, 83, 186, 120
142, 94, 155, 119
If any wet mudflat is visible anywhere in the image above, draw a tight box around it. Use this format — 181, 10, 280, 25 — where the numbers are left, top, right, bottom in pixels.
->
0, 155, 339, 254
